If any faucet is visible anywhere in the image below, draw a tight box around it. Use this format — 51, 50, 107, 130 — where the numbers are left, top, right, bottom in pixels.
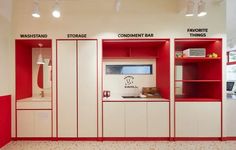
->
40, 91, 44, 98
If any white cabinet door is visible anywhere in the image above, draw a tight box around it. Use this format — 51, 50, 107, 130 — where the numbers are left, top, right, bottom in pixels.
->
57, 41, 77, 137
125, 102, 147, 137
77, 40, 97, 137
176, 102, 221, 137
17, 110, 51, 137
147, 103, 169, 137
103, 103, 125, 137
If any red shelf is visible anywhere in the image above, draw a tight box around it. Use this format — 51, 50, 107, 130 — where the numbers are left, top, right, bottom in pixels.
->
175, 98, 221, 102
175, 80, 221, 83
175, 57, 221, 65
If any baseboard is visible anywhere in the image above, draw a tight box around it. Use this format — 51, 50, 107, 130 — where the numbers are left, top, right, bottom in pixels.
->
174, 137, 222, 141
12, 137, 99, 141
11, 137, 236, 141
222, 137, 236, 141
102, 137, 170, 141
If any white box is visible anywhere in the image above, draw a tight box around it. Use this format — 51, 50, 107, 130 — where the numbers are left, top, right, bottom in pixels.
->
183, 48, 206, 57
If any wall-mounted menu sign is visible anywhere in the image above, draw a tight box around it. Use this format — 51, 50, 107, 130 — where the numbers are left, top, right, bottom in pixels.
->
187, 28, 208, 37
20, 34, 48, 38
118, 33, 154, 38
67, 34, 87, 38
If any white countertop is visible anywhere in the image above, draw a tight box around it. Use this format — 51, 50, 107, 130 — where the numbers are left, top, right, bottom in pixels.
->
17, 97, 51, 102
103, 95, 169, 102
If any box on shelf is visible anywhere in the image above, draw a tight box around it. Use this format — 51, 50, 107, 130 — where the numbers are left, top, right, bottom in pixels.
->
142, 87, 162, 98
183, 48, 206, 57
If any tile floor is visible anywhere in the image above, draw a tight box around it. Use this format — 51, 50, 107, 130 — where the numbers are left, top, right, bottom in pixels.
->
1, 141, 236, 150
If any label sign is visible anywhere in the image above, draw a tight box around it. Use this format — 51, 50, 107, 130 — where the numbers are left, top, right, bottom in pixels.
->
67, 34, 87, 38
20, 34, 48, 38
124, 76, 138, 88
187, 28, 208, 37
118, 33, 154, 38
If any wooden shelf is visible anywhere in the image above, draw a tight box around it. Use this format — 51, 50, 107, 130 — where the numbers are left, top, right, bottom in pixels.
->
175, 80, 221, 83
175, 98, 221, 102
175, 57, 221, 65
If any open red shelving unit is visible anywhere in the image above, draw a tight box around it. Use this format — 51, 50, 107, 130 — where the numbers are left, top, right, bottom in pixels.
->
174, 38, 222, 102
102, 39, 170, 100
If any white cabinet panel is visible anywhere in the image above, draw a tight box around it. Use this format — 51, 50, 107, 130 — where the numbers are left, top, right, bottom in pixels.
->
17, 110, 51, 137
147, 103, 169, 137
225, 101, 236, 136
78, 40, 97, 137
176, 102, 221, 137
103, 103, 125, 137
125, 102, 147, 137
57, 41, 77, 137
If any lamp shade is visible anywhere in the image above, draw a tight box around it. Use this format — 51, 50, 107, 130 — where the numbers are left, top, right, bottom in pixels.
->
32, 0, 40, 18
37, 53, 45, 64
198, 0, 207, 17
185, 0, 194, 17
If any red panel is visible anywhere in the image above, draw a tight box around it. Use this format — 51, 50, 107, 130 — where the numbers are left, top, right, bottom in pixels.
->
102, 137, 170, 141
156, 40, 170, 99
16, 39, 52, 48
174, 137, 221, 141
102, 39, 168, 58
37, 64, 44, 89
0, 95, 11, 148
15, 40, 33, 100
103, 48, 130, 57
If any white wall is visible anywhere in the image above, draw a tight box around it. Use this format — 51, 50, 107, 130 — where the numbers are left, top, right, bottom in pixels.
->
0, 0, 11, 95
10, 0, 226, 138
103, 59, 156, 97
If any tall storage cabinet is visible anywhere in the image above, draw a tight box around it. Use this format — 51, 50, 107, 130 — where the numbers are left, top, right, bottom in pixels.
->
57, 39, 98, 138
78, 41, 97, 137
174, 38, 222, 139
57, 41, 77, 137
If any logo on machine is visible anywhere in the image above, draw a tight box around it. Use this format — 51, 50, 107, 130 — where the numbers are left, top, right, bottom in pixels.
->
124, 76, 138, 88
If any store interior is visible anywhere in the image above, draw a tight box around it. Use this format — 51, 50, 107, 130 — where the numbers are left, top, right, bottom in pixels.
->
0, 0, 236, 149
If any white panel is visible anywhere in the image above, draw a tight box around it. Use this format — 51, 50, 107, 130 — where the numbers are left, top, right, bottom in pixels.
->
176, 103, 198, 137
78, 40, 97, 137
34, 111, 51, 137
17, 111, 34, 137
176, 102, 221, 137
125, 102, 147, 137
226, 101, 236, 136
147, 103, 169, 137
197, 103, 221, 137
58, 41, 77, 137
17, 101, 51, 109
17, 110, 51, 137
103, 103, 125, 137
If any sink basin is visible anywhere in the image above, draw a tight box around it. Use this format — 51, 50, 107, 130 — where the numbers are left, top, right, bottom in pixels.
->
122, 96, 141, 98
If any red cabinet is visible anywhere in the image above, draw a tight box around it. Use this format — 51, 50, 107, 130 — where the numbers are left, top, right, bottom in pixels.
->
0, 95, 11, 148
